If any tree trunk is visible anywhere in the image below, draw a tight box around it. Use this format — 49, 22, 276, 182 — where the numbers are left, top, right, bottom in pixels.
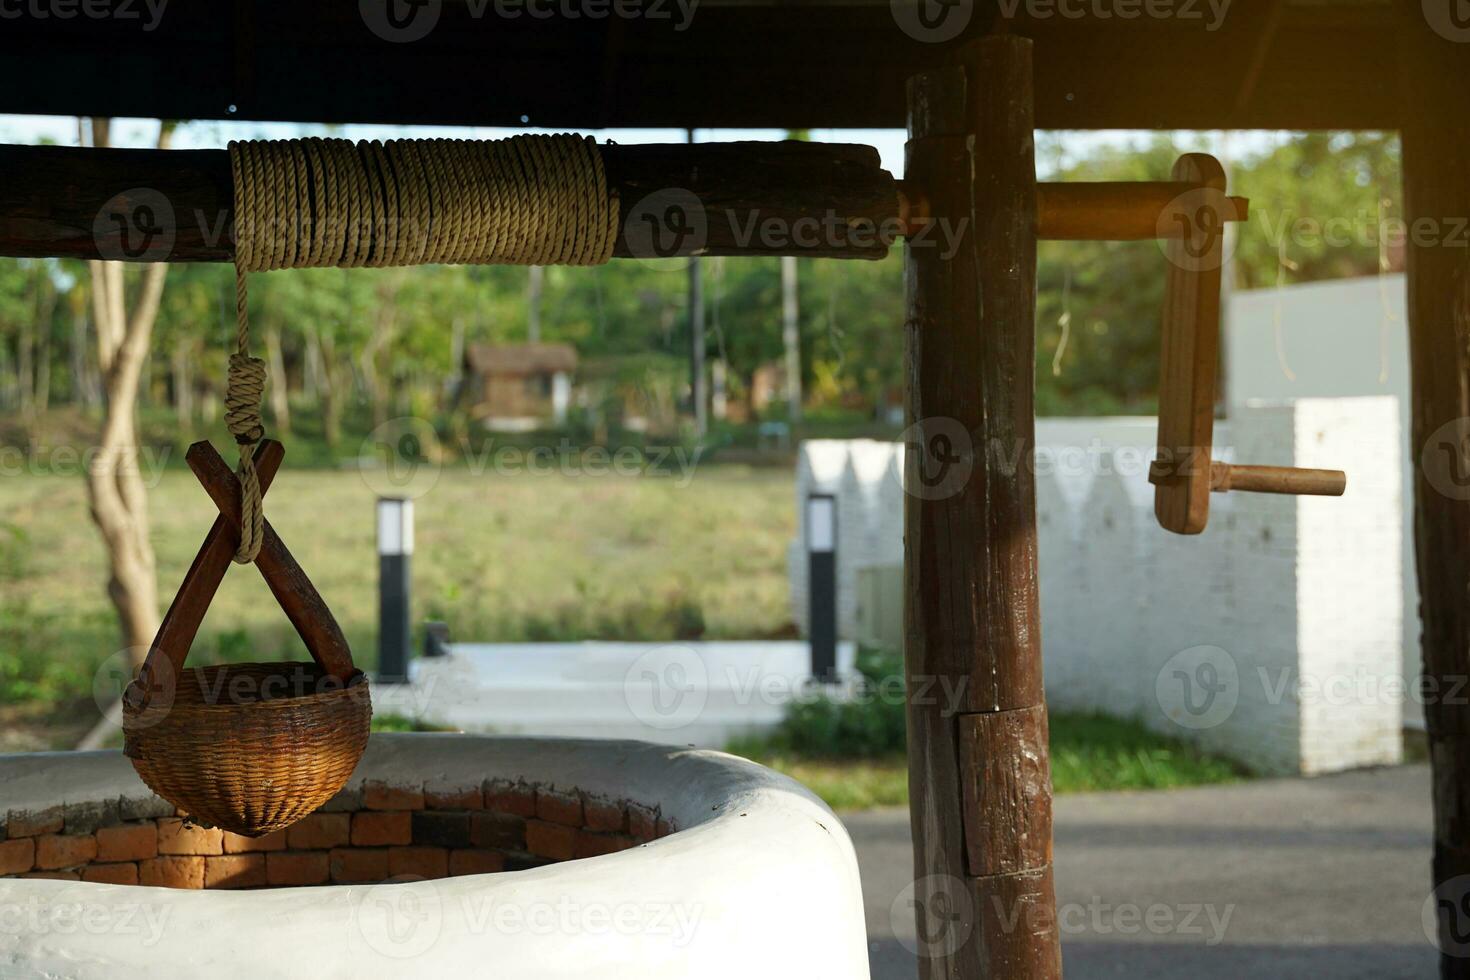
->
302, 322, 322, 403
80, 116, 172, 670
33, 276, 53, 419
527, 265, 544, 342
318, 332, 342, 449
446, 314, 465, 413
171, 336, 192, 432
70, 290, 100, 410
17, 294, 33, 418
781, 255, 802, 422
265, 324, 291, 436
0, 343, 15, 411
361, 273, 402, 430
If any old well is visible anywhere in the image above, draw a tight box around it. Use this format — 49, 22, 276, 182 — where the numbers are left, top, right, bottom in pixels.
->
0, 733, 870, 978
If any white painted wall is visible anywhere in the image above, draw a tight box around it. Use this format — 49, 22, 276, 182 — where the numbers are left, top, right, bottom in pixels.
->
1225, 274, 1418, 727
789, 396, 1403, 775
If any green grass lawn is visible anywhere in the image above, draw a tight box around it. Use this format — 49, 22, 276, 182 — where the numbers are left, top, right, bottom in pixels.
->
0, 461, 796, 748
736, 712, 1245, 811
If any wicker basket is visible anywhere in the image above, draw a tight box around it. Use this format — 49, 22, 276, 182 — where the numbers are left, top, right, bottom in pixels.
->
123, 662, 372, 837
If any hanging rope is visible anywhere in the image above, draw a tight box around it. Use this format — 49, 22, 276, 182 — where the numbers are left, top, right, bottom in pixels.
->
225, 133, 620, 561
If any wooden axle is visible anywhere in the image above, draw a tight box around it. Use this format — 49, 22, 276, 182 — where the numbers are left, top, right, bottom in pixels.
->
1037, 182, 1248, 240
0, 140, 1250, 269
900, 180, 1249, 240
0, 140, 901, 263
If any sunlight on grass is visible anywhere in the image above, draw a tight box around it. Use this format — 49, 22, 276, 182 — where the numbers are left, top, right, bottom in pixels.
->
735, 713, 1244, 811
0, 463, 796, 746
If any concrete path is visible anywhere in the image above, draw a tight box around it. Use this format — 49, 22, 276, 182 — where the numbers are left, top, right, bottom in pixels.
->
848, 764, 1438, 979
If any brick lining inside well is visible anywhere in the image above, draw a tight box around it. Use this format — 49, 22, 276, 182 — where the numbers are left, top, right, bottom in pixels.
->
0, 779, 676, 889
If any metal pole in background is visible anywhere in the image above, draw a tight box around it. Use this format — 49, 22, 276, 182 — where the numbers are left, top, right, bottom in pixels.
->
377, 497, 413, 683
807, 492, 837, 683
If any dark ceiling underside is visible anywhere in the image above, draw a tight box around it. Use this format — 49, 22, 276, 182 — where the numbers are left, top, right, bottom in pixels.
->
0, 1, 1418, 131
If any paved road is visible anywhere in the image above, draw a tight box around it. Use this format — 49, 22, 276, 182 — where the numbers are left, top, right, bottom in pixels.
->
847, 764, 1438, 979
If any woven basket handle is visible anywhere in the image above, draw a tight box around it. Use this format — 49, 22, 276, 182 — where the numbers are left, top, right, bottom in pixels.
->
129, 440, 357, 710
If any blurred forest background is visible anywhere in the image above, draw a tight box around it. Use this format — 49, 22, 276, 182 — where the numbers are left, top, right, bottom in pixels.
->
0, 131, 1398, 449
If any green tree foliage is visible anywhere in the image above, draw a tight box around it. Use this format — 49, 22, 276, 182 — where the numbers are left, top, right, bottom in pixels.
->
1034, 130, 1401, 415
0, 131, 1407, 445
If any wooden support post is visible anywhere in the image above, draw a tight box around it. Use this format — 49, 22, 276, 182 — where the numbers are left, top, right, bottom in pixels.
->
904, 36, 1060, 979
1398, 10, 1470, 977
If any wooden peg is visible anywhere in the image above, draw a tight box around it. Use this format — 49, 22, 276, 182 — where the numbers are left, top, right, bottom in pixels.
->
1209, 463, 1347, 496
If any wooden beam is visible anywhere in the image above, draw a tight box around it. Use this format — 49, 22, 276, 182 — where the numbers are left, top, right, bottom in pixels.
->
1398, 8, 1470, 977
0, 3, 1404, 131
1231, 0, 1284, 117
0, 140, 900, 264
903, 37, 1060, 980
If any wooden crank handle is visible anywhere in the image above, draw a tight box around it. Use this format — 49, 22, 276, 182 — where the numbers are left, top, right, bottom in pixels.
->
1209, 462, 1347, 496
185, 442, 358, 683
128, 441, 285, 711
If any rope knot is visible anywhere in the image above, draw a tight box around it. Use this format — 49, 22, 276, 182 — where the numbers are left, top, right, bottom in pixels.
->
224, 351, 267, 564
225, 352, 267, 444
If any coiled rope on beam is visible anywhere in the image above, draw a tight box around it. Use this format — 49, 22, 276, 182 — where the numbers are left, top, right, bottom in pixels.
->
225, 133, 620, 562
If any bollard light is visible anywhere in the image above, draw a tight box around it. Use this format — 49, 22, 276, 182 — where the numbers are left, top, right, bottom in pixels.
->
377, 497, 413, 683
806, 493, 838, 683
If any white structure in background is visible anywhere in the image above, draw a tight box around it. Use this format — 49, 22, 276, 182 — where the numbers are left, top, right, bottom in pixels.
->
789, 394, 1403, 776
1226, 274, 1418, 727
551, 371, 572, 425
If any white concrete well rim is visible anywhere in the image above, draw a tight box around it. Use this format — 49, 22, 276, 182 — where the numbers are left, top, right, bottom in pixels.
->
0, 733, 872, 979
